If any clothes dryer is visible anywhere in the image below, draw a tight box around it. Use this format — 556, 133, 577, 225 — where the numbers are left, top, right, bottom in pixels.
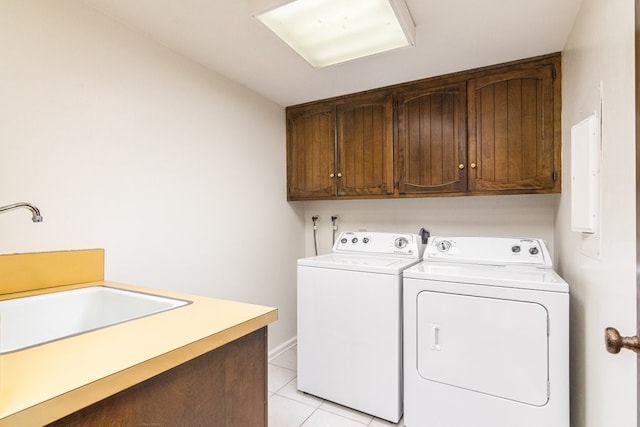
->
403, 236, 569, 427
297, 231, 425, 423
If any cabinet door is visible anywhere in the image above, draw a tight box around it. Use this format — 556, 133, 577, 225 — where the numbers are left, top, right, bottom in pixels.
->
467, 63, 558, 192
397, 81, 467, 194
286, 103, 336, 200
336, 92, 394, 197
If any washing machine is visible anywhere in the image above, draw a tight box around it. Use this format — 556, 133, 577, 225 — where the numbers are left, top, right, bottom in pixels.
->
297, 231, 426, 423
403, 236, 569, 427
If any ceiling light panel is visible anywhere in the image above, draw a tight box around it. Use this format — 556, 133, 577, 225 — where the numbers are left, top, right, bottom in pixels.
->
255, 0, 415, 68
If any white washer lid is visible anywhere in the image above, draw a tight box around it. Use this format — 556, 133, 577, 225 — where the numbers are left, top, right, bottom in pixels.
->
298, 253, 422, 275
403, 261, 568, 293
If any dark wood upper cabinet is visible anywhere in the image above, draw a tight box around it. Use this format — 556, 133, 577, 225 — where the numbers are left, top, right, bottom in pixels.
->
467, 59, 560, 193
397, 81, 467, 194
286, 53, 561, 201
286, 102, 335, 199
336, 92, 394, 197
287, 93, 393, 200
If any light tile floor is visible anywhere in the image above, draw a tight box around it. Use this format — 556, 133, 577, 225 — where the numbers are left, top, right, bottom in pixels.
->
268, 346, 404, 427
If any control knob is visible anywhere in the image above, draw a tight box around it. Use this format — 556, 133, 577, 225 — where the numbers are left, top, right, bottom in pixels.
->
436, 240, 451, 252
511, 245, 521, 253
529, 246, 539, 255
395, 237, 408, 249
352, 237, 358, 244
363, 237, 370, 244
340, 238, 348, 244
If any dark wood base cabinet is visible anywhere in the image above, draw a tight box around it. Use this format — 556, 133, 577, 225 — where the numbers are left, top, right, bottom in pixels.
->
47, 328, 268, 427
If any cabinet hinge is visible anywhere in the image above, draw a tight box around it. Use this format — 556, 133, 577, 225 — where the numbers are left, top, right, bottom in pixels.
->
552, 171, 557, 182
551, 67, 557, 80
394, 181, 399, 190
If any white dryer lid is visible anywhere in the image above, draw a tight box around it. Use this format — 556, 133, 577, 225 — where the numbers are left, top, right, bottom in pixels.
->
403, 261, 568, 293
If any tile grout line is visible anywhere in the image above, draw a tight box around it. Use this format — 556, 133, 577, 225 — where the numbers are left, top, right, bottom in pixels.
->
298, 405, 320, 427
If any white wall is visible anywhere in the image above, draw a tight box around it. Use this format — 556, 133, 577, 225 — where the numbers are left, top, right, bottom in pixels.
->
0, 0, 304, 352
556, 0, 637, 426
303, 195, 558, 257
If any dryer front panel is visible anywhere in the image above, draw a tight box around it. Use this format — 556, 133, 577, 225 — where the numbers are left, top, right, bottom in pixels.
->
416, 291, 549, 406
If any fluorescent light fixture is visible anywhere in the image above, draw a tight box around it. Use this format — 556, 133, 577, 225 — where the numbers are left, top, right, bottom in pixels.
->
254, 0, 415, 68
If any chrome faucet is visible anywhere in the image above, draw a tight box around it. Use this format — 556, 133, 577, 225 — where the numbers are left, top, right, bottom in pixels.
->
0, 202, 43, 222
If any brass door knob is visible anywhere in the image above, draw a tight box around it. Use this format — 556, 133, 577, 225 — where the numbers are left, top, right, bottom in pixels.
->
337, 172, 343, 178
605, 327, 640, 354
330, 173, 335, 178
458, 164, 465, 170
471, 163, 477, 169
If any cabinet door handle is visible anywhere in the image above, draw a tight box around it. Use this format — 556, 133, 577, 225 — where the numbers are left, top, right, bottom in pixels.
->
471, 163, 477, 169
458, 164, 465, 170
337, 172, 343, 178
330, 173, 335, 178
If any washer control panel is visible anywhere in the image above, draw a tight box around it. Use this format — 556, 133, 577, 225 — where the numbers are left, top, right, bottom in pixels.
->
426, 236, 552, 267
333, 231, 425, 258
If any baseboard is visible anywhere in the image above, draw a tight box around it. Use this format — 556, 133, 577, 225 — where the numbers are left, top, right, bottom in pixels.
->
268, 336, 297, 361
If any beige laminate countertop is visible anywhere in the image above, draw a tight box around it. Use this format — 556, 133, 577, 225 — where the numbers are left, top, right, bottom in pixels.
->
0, 281, 278, 426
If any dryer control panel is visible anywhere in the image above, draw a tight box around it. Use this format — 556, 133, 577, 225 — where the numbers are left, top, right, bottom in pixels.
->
426, 236, 552, 268
333, 231, 426, 258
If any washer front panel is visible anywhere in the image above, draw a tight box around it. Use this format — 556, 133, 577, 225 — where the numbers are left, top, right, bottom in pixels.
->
297, 265, 403, 422
416, 291, 549, 406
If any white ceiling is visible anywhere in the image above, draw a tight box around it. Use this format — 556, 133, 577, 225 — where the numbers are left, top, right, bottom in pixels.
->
82, 0, 583, 107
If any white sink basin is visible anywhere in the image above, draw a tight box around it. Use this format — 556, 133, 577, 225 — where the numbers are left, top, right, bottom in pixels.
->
0, 286, 190, 353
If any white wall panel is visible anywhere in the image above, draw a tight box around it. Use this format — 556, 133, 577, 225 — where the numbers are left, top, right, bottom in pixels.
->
0, 0, 304, 351
557, 0, 637, 425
